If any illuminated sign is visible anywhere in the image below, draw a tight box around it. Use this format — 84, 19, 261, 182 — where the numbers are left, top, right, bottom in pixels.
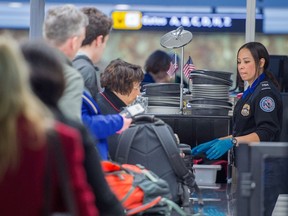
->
112, 11, 142, 30
142, 15, 233, 28
111, 11, 263, 32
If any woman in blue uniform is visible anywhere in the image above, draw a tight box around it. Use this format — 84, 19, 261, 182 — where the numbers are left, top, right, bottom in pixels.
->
192, 41, 282, 159
192, 42, 284, 216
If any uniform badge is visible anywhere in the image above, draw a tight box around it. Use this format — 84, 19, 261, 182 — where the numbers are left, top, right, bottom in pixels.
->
260, 96, 275, 112
241, 104, 250, 116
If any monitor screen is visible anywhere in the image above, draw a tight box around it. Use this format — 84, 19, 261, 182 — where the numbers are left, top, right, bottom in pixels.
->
236, 143, 288, 216
280, 93, 288, 142
268, 55, 288, 92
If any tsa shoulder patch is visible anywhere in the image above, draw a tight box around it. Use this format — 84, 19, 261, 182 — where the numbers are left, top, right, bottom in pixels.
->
259, 96, 275, 112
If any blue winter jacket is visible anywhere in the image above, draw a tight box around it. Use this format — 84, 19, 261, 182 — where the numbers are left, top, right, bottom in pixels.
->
81, 91, 123, 160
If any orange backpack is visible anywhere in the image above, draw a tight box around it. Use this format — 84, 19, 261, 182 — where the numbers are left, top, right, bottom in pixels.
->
101, 161, 190, 215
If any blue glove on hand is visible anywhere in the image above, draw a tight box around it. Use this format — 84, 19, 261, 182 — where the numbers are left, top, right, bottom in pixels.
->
206, 138, 233, 160
191, 139, 219, 156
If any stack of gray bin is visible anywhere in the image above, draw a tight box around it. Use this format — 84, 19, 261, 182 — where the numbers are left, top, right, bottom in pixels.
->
143, 83, 181, 114
188, 70, 233, 116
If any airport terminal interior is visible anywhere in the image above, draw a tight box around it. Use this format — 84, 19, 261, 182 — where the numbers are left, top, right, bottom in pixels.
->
0, 0, 288, 215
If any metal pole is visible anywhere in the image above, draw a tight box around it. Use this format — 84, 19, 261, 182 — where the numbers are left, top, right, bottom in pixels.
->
244, 0, 256, 90
245, 0, 256, 43
180, 47, 184, 114
29, 0, 45, 40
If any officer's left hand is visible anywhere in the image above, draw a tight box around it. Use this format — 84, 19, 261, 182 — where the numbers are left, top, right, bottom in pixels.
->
206, 138, 233, 160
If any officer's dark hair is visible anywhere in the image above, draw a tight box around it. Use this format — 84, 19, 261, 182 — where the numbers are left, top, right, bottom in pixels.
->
237, 42, 280, 89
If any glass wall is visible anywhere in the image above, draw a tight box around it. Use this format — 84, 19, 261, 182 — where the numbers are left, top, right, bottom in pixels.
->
101, 31, 288, 81
3, 29, 288, 84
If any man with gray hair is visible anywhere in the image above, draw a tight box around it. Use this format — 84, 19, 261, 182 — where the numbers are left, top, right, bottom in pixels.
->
43, 4, 88, 121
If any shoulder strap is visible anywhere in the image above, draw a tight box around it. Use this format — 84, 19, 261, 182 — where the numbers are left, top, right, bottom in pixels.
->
152, 125, 189, 179
45, 130, 77, 216
115, 126, 139, 164
82, 94, 99, 114
95, 69, 102, 92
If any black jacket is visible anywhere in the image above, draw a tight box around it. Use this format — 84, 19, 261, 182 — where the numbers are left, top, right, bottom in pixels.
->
53, 108, 125, 216
96, 90, 127, 159
96, 89, 126, 114
233, 77, 283, 141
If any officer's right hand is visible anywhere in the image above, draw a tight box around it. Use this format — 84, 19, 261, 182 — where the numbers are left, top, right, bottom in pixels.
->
191, 139, 219, 156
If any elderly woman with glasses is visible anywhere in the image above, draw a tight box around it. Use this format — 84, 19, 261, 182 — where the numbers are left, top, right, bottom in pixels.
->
95, 58, 144, 160
96, 58, 144, 114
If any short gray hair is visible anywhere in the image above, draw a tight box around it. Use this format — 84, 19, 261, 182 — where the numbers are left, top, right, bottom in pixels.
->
43, 4, 88, 46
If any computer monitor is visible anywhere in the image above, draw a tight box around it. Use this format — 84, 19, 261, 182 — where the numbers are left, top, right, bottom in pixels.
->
268, 55, 288, 92
236, 142, 288, 216
280, 92, 288, 142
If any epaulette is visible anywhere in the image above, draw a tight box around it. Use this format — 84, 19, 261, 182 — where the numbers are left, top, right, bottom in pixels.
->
260, 81, 271, 91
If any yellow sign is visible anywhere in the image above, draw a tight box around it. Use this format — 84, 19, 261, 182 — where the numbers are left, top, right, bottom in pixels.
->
112, 11, 142, 30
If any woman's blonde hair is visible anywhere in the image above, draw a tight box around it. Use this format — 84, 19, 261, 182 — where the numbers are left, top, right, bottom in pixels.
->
0, 34, 53, 179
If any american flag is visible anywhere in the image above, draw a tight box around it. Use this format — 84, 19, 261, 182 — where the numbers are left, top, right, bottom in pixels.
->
167, 53, 178, 77
183, 56, 196, 78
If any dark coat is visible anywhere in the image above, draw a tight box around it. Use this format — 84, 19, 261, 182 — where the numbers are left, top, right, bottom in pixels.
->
233, 74, 283, 141
96, 89, 127, 159
54, 108, 125, 216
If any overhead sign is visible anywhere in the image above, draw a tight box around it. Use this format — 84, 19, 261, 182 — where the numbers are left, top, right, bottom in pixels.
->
112, 11, 142, 30
111, 11, 263, 32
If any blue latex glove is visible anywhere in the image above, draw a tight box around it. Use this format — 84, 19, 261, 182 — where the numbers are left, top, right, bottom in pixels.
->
206, 138, 233, 160
191, 139, 219, 156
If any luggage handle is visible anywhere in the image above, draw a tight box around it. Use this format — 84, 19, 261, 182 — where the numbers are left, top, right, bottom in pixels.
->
132, 114, 164, 126
133, 114, 155, 123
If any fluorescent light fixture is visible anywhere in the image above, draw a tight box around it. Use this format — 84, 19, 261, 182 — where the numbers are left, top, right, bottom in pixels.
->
115, 4, 130, 10
8, 2, 23, 8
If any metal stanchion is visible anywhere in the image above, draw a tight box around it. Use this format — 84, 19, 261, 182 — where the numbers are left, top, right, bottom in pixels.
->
160, 26, 193, 114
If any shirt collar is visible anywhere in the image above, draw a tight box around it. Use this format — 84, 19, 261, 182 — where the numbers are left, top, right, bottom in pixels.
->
242, 73, 266, 99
